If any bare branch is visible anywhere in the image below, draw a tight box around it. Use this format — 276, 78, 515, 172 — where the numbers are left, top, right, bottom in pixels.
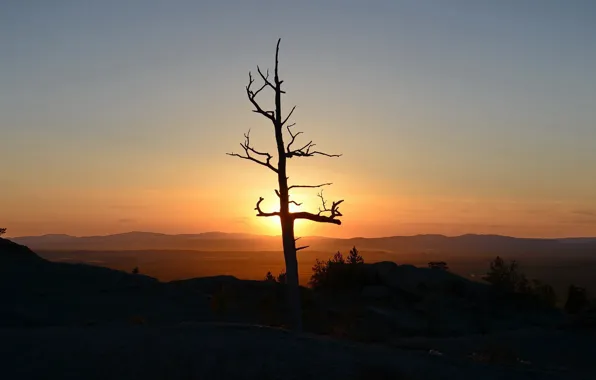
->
295, 236, 308, 251
316, 191, 328, 215
318, 190, 344, 218
291, 211, 342, 225
286, 123, 302, 153
288, 183, 332, 191
281, 105, 296, 126
246, 72, 275, 122
226, 130, 278, 173
257, 66, 285, 94
291, 190, 343, 225
256, 66, 273, 90
255, 197, 280, 217
284, 122, 342, 159
286, 140, 342, 158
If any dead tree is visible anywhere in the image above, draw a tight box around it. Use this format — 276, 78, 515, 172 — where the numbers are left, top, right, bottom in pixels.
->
227, 39, 343, 331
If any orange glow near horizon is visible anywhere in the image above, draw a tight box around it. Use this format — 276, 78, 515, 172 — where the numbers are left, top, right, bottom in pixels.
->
2, 2, 596, 241
3, 183, 596, 239
255, 201, 315, 236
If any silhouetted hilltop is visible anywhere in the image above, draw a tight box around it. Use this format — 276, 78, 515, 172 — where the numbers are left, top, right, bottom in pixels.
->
13, 232, 596, 257
339, 234, 595, 256
0, 238, 567, 334
0, 238, 211, 327
0, 237, 45, 263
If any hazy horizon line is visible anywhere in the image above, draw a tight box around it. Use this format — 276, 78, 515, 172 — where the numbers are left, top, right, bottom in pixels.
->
7, 230, 596, 241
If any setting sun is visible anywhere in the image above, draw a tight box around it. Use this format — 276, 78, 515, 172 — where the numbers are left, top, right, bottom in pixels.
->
258, 201, 314, 236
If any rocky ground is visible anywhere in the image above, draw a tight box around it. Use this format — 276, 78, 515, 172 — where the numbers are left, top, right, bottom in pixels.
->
1, 237, 594, 379
1, 324, 587, 380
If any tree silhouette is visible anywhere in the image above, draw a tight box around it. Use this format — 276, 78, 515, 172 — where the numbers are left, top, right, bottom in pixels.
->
228, 39, 343, 331
346, 246, 363, 265
483, 256, 521, 293
0, 228, 6, 237
264, 271, 276, 282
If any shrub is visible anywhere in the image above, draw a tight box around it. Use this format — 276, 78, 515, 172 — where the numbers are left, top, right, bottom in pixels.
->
484, 256, 521, 293
276, 270, 287, 284
264, 270, 287, 284
0, 228, 6, 237
309, 247, 364, 290
265, 271, 276, 282
484, 256, 557, 306
132, 267, 139, 275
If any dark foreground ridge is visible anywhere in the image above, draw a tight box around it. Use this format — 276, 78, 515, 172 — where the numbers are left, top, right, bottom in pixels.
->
0, 323, 577, 380
1, 238, 594, 379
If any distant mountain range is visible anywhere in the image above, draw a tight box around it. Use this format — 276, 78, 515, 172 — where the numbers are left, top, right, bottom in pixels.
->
10, 231, 596, 257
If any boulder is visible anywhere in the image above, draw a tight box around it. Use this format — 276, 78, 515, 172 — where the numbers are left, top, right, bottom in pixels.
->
362, 261, 397, 284
380, 265, 427, 297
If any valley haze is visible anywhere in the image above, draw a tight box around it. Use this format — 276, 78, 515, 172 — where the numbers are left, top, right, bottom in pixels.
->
12, 231, 596, 299
12, 231, 596, 253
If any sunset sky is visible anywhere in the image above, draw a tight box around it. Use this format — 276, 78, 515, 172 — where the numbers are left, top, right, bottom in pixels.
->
2, 1, 596, 238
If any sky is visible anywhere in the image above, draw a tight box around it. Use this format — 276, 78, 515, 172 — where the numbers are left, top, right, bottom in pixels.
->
1, 0, 596, 238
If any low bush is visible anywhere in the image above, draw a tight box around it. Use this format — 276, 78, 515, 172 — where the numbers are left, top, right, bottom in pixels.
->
309, 247, 365, 290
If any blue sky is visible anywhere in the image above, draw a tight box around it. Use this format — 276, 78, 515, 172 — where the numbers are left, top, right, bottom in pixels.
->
1, 1, 595, 237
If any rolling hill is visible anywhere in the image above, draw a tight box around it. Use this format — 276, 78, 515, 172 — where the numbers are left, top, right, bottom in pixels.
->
11, 232, 596, 257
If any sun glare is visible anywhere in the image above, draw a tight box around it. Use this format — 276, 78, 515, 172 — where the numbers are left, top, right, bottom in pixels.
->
258, 202, 310, 236
289, 202, 301, 213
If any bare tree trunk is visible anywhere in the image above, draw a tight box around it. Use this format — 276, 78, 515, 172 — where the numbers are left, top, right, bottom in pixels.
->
278, 167, 303, 331
274, 52, 303, 331
228, 38, 342, 332
280, 216, 302, 331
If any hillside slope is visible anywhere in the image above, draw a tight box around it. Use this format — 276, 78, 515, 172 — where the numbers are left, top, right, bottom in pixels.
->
1, 238, 593, 379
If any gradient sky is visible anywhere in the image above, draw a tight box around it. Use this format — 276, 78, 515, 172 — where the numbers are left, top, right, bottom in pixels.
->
2, 0, 596, 238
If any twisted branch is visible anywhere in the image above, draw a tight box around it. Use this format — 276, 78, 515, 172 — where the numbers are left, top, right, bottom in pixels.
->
227, 130, 278, 173
286, 141, 342, 158
285, 124, 342, 158
316, 190, 343, 218
246, 72, 275, 122
291, 190, 343, 225
255, 197, 280, 217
